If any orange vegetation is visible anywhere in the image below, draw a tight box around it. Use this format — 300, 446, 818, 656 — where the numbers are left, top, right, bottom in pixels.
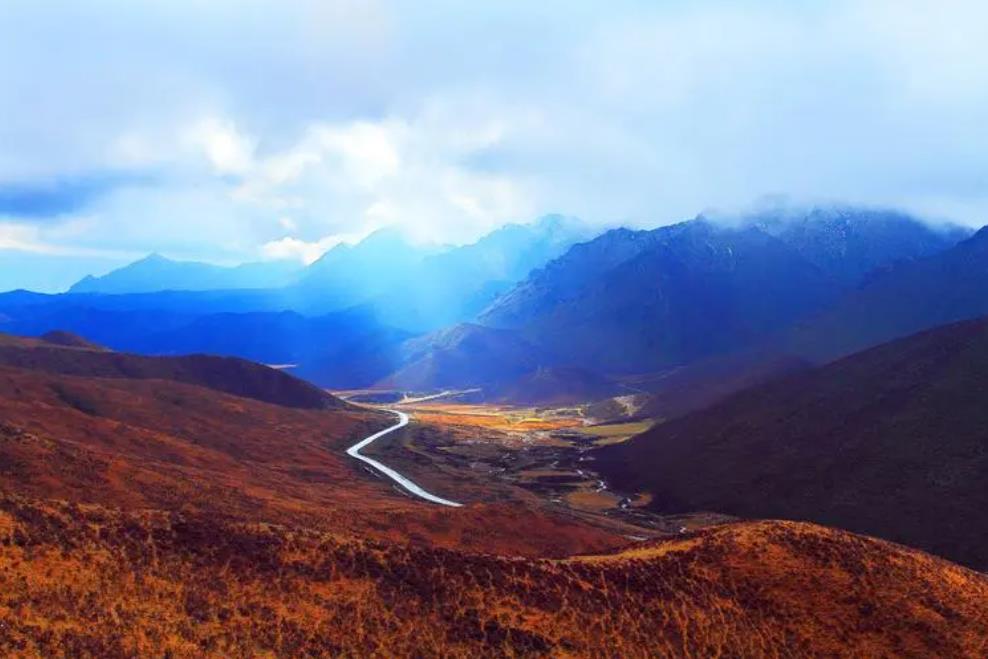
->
408, 402, 583, 433
0, 497, 985, 657
0, 363, 620, 558
2, 339, 988, 655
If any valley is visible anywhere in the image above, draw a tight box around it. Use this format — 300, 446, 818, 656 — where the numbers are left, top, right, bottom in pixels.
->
340, 394, 720, 538
10, 6, 988, 653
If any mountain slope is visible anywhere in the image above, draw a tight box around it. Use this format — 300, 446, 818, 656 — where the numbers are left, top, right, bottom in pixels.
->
483, 219, 840, 374
380, 323, 544, 392
751, 206, 969, 285
0, 298, 411, 388
0, 332, 343, 409
595, 316, 988, 570
0, 356, 621, 556
294, 228, 431, 307
1, 505, 985, 656
787, 226, 988, 362
70, 253, 301, 294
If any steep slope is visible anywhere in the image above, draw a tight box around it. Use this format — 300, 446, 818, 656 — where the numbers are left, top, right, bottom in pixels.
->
484, 219, 840, 374
479, 225, 664, 329
381, 323, 545, 392
787, 226, 988, 361
632, 349, 811, 420
0, 332, 343, 409
380, 324, 621, 403
595, 316, 988, 570
70, 253, 301, 294
1, 505, 985, 657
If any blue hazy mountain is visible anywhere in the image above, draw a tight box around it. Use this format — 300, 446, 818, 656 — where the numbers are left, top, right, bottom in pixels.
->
0, 296, 409, 388
8, 206, 974, 401
0, 216, 591, 387
784, 225, 988, 362
481, 218, 842, 374
293, 228, 436, 306
60, 216, 591, 331
748, 206, 970, 286
69, 253, 303, 294
370, 214, 593, 330
478, 208, 970, 377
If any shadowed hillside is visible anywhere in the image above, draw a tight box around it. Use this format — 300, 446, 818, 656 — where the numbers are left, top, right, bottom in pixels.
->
0, 332, 343, 409
787, 226, 988, 362
596, 316, 988, 570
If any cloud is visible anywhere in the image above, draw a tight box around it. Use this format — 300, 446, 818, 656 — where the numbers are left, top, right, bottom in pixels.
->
185, 118, 256, 176
3, 0, 988, 293
259, 235, 345, 264
0, 173, 151, 219
0, 220, 138, 260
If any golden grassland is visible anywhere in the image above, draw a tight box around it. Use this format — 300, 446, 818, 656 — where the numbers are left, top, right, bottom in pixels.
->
3, 347, 988, 656
403, 402, 585, 434
0, 496, 986, 657
572, 419, 657, 445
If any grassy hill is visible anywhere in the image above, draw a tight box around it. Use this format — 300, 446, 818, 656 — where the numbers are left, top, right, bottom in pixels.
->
0, 501, 985, 656
2, 326, 988, 654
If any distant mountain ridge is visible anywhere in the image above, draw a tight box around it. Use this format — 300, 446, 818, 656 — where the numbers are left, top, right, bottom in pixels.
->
18, 207, 981, 402
749, 206, 971, 285
64, 215, 593, 332
70, 253, 303, 294
458, 208, 971, 398
481, 218, 844, 374
0, 303, 410, 389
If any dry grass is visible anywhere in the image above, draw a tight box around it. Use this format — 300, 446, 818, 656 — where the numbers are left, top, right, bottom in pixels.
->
0, 365, 625, 558
574, 419, 656, 445
564, 489, 622, 512
0, 497, 986, 657
407, 402, 584, 433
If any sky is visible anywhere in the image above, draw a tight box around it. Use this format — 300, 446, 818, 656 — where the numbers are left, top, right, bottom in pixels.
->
2, 0, 988, 291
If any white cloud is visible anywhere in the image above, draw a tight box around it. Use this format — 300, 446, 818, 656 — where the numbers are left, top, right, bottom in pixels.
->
0, 219, 138, 259
185, 117, 256, 175
260, 230, 369, 264
3, 0, 988, 289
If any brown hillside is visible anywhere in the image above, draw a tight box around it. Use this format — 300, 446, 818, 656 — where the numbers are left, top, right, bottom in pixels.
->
0, 364, 621, 558
0, 499, 985, 657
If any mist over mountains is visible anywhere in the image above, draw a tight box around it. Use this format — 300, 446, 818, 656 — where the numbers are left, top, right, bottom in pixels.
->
1, 206, 979, 397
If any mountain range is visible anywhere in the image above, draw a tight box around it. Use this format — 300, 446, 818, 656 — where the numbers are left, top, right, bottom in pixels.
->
64, 215, 592, 331
69, 254, 303, 294
2, 206, 983, 404
396, 207, 970, 399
